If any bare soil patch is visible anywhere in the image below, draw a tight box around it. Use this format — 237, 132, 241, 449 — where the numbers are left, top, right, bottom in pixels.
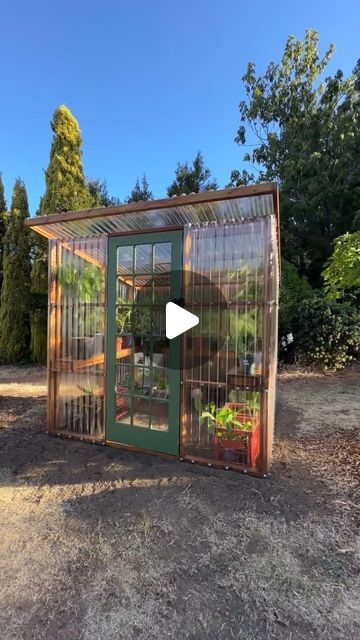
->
0, 364, 359, 640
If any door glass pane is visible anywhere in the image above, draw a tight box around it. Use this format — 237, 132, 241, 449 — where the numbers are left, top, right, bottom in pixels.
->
151, 366, 169, 399
117, 278, 133, 304
135, 275, 153, 303
133, 365, 151, 396
132, 307, 152, 340
152, 308, 166, 337
153, 273, 170, 303
117, 246, 133, 275
116, 394, 131, 423
115, 363, 133, 391
135, 244, 152, 274
150, 400, 169, 431
133, 398, 150, 428
154, 242, 171, 273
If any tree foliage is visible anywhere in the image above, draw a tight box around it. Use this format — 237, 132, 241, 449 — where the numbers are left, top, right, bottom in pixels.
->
0, 179, 31, 363
322, 232, 360, 301
233, 29, 360, 285
31, 105, 94, 363
87, 178, 121, 207
167, 151, 218, 196
40, 105, 92, 215
0, 173, 7, 292
279, 258, 314, 338
126, 174, 153, 203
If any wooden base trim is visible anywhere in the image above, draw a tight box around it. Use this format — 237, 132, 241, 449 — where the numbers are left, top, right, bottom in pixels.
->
49, 430, 105, 444
48, 433, 269, 477
105, 439, 178, 461
181, 454, 268, 478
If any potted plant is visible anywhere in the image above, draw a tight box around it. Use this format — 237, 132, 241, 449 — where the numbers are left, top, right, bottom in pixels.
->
200, 401, 260, 466
132, 307, 152, 347
152, 372, 169, 399
116, 305, 132, 350
200, 403, 246, 463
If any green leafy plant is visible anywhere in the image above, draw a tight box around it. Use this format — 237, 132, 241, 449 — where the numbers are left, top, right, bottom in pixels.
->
116, 306, 132, 333
228, 390, 260, 422
133, 307, 152, 339
323, 232, 360, 302
77, 377, 103, 398
228, 264, 260, 301
200, 403, 253, 441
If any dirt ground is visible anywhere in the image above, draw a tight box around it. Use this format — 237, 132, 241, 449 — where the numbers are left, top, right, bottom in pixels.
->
0, 365, 359, 640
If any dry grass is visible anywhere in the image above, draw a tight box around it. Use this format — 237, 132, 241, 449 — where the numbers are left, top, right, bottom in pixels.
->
0, 365, 359, 640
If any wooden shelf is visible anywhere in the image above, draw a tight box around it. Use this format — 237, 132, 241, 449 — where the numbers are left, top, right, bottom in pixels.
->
56, 346, 132, 372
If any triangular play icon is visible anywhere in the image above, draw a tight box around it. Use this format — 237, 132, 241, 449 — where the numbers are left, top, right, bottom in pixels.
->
166, 302, 199, 340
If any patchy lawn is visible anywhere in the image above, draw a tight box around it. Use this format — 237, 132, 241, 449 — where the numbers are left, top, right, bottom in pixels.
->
0, 364, 359, 640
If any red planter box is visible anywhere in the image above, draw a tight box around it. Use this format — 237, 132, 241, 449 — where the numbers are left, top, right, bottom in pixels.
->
213, 403, 260, 467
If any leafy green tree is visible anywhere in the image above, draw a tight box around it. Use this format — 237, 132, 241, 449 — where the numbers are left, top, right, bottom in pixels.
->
232, 29, 360, 285
0, 179, 31, 363
167, 151, 218, 196
323, 232, 360, 301
0, 173, 7, 292
226, 169, 253, 188
126, 174, 153, 203
87, 178, 121, 207
31, 105, 93, 363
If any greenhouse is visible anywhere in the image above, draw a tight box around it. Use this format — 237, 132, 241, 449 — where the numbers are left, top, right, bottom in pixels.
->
27, 183, 280, 477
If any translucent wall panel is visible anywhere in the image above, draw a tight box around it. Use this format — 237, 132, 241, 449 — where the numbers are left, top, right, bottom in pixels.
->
48, 237, 107, 438
181, 218, 278, 473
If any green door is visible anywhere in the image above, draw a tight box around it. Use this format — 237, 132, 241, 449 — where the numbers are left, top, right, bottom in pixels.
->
106, 230, 182, 455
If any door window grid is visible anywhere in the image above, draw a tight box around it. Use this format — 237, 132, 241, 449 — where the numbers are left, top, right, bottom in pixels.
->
115, 242, 171, 431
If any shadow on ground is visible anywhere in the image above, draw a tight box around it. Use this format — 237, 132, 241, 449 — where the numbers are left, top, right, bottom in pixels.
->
0, 365, 359, 640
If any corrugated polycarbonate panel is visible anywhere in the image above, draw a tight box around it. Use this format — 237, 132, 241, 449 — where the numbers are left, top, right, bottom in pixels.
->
48, 236, 107, 438
181, 217, 278, 473
31, 194, 274, 240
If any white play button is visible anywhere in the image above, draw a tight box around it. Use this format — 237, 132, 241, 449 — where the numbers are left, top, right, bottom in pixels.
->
166, 302, 199, 339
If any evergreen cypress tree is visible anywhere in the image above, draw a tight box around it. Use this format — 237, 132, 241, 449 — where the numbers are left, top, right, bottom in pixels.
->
0, 174, 7, 292
0, 179, 31, 363
40, 105, 92, 215
31, 105, 93, 363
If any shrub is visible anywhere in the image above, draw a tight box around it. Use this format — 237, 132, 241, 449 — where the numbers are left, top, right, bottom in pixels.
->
295, 298, 360, 371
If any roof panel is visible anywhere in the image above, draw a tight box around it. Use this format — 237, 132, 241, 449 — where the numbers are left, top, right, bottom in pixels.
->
27, 186, 278, 241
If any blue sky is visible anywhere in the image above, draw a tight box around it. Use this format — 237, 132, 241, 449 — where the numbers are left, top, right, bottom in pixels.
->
1, 0, 358, 214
